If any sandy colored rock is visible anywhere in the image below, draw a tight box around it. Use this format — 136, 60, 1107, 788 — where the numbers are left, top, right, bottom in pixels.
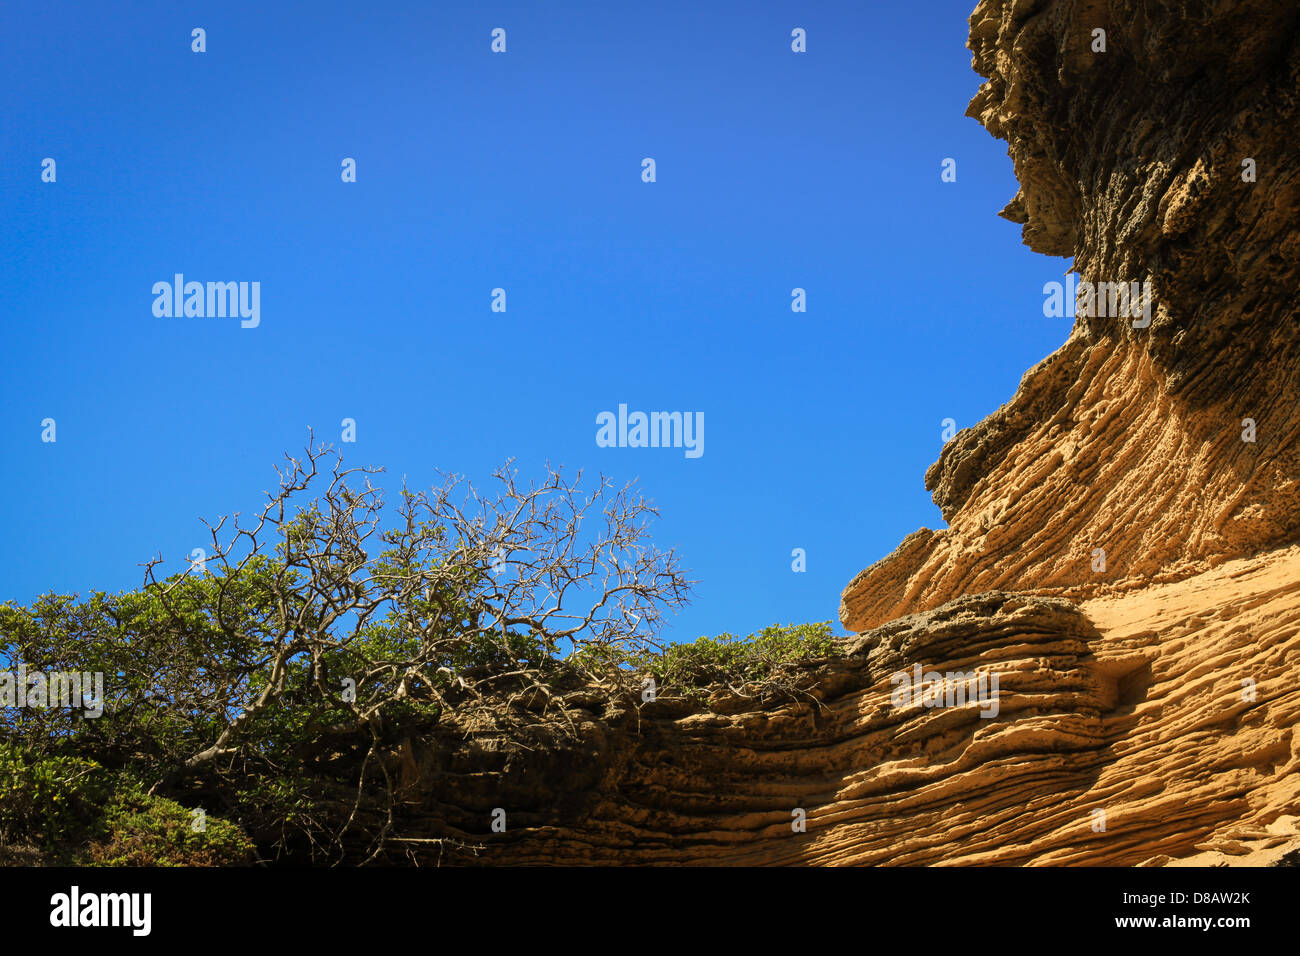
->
384, 547, 1299, 866
841, 0, 1300, 632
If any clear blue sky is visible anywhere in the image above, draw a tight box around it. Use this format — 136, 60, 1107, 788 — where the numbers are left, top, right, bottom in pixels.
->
0, 0, 1070, 643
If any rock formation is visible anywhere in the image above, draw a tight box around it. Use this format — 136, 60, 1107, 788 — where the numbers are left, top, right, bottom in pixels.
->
841, 0, 1300, 631
394, 547, 1299, 865
393, 0, 1300, 866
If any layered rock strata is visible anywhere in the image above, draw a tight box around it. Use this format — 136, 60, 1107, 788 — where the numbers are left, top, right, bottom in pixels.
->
393, 547, 1299, 866
841, 0, 1300, 632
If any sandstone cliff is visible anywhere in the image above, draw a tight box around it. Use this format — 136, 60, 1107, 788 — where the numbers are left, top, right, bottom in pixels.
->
392, 547, 1299, 865
841, 0, 1300, 631
396, 0, 1300, 866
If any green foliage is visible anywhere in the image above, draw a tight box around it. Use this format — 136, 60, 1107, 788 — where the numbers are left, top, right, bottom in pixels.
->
0, 555, 305, 766
87, 787, 255, 867
0, 744, 109, 848
0, 448, 697, 864
0, 744, 253, 865
0, 556, 560, 859
581, 621, 841, 699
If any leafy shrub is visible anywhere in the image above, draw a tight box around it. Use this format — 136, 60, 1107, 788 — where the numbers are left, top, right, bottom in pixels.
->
587, 621, 842, 700
0, 744, 253, 865
0, 445, 693, 863
0, 744, 109, 848
86, 787, 256, 867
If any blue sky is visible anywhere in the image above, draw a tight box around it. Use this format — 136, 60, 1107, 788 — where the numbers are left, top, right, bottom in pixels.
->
0, 0, 1070, 643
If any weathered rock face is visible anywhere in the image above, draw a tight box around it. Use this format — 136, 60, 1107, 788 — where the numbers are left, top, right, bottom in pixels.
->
388, 0, 1300, 866
841, 0, 1300, 633
392, 548, 1300, 865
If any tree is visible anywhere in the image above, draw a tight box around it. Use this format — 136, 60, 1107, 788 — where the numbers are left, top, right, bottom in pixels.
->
0, 436, 692, 862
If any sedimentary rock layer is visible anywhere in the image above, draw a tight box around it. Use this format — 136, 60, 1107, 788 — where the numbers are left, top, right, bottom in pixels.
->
395, 547, 1299, 866
840, 0, 1300, 632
